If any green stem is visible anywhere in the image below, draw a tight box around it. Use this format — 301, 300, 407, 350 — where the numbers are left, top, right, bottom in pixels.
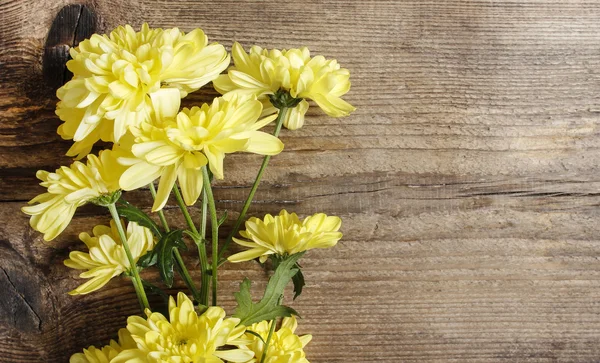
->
202, 166, 219, 306
218, 107, 289, 262
149, 183, 170, 232
170, 184, 203, 302
199, 189, 210, 306
172, 184, 199, 235
260, 295, 284, 363
107, 203, 150, 311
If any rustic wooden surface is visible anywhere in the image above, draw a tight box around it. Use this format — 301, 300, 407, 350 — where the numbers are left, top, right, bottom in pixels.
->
2, 0, 600, 361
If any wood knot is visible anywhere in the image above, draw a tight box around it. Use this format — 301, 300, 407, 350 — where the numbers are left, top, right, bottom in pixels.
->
43, 4, 97, 90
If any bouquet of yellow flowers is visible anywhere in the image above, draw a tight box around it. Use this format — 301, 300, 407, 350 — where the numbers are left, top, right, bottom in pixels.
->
23, 23, 354, 363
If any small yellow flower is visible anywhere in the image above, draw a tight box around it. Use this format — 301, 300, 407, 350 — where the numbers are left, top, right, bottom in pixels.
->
228, 210, 342, 263
118, 88, 284, 212
213, 43, 355, 130
21, 150, 125, 241
69, 328, 135, 363
64, 221, 155, 295
111, 292, 254, 363
57, 23, 229, 158
240, 316, 312, 363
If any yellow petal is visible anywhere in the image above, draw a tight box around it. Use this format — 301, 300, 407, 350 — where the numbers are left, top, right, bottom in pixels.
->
119, 162, 163, 191
177, 165, 203, 206
152, 164, 178, 212
242, 131, 284, 155
150, 88, 181, 120
227, 248, 271, 263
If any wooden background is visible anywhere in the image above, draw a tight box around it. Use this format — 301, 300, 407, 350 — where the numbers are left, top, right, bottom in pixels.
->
1, 0, 600, 361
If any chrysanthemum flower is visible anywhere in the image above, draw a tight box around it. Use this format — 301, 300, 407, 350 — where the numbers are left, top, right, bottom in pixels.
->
118, 88, 284, 212
228, 210, 342, 263
57, 23, 230, 158
111, 292, 254, 363
21, 150, 125, 241
213, 43, 355, 130
70, 328, 135, 363
240, 316, 311, 363
64, 221, 155, 295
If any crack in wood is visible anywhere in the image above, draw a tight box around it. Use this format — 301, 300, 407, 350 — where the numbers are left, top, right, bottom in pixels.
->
0, 267, 42, 331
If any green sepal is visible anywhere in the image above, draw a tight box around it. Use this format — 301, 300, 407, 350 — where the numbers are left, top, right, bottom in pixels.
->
268, 89, 303, 109
116, 198, 163, 238
91, 190, 122, 207
233, 252, 305, 326
156, 229, 187, 287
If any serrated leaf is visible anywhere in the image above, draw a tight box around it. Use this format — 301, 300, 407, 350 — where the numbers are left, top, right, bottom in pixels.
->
291, 265, 305, 300
156, 229, 187, 287
233, 252, 305, 326
116, 199, 163, 238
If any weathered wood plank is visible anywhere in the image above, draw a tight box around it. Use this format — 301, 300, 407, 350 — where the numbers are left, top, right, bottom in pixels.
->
1, 0, 600, 362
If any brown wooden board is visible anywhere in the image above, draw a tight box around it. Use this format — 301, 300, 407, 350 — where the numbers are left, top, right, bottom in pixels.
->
1, 0, 600, 361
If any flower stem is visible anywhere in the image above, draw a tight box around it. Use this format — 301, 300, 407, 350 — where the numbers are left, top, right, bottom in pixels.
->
260, 295, 284, 363
170, 184, 202, 303
148, 183, 170, 232
201, 166, 219, 306
172, 184, 199, 235
107, 203, 150, 312
217, 107, 289, 262
198, 189, 210, 306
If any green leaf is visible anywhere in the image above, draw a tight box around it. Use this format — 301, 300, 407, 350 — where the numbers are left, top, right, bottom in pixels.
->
272, 257, 305, 300
245, 330, 266, 344
233, 252, 305, 326
217, 210, 228, 227
116, 199, 163, 238
137, 249, 158, 268
156, 229, 187, 287
291, 265, 305, 300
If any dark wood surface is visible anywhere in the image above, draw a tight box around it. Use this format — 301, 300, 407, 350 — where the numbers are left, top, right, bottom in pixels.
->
2, 0, 600, 361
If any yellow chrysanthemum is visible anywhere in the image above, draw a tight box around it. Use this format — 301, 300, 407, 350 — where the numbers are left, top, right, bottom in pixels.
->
57, 23, 229, 158
240, 316, 311, 363
228, 210, 342, 263
64, 220, 155, 295
70, 328, 135, 363
21, 150, 125, 241
213, 43, 355, 130
111, 292, 254, 363
118, 88, 284, 212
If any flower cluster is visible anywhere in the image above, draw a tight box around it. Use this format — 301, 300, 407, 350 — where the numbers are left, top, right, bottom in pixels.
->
22, 150, 124, 241
229, 210, 343, 263
22, 23, 354, 363
57, 23, 229, 158
118, 88, 283, 211
64, 221, 155, 295
240, 316, 312, 363
214, 42, 355, 129
110, 293, 252, 363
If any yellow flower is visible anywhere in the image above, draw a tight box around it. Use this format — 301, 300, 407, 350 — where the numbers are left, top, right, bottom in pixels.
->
64, 220, 155, 295
57, 23, 230, 158
118, 88, 284, 212
112, 292, 254, 363
21, 150, 125, 241
228, 210, 342, 263
213, 43, 355, 130
240, 316, 311, 363
70, 328, 135, 363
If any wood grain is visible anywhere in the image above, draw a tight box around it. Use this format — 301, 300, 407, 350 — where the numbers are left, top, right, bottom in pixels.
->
2, 0, 600, 361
